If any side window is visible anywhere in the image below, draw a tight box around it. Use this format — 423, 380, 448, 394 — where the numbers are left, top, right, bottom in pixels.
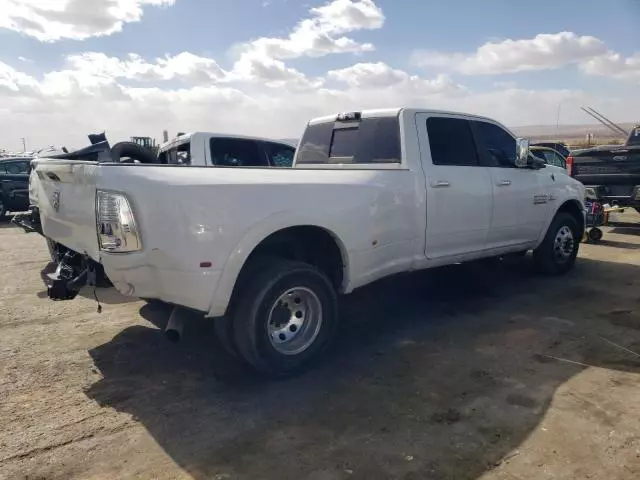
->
265, 142, 295, 167
210, 138, 267, 167
426, 117, 479, 166
5, 162, 27, 174
474, 121, 517, 167
296, 116, 401, 164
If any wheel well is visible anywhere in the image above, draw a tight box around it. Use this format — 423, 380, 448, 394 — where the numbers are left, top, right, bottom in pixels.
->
231, 226, 345, 301
558, 200, 585, 238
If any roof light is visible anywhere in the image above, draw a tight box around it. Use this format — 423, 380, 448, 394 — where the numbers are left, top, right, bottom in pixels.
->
337, 112, 362, 122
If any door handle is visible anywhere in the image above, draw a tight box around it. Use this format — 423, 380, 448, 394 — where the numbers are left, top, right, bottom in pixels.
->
431, 181, 450, 188
497, 180, 511, 186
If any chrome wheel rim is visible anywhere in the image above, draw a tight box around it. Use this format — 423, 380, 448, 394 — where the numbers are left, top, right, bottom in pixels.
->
554, 225, 574, 263
267, 287, 323, 356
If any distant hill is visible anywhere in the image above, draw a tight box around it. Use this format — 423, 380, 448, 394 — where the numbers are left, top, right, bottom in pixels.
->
511, 122, 636, 143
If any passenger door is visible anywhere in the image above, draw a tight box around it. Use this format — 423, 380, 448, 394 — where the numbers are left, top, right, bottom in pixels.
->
471, 120, 549, 249
416, 114, 493, 259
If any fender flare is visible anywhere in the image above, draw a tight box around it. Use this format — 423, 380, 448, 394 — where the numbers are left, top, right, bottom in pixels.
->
206, 212, 351, 318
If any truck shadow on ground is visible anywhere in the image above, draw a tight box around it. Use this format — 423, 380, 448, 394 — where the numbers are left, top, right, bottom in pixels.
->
85, 257, 640, 480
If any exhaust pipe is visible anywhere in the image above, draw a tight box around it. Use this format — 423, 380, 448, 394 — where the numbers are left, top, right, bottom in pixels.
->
164, 306, 187, 343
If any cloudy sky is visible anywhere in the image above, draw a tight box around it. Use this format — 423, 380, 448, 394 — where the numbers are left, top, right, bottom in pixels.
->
0, 0, 639, 151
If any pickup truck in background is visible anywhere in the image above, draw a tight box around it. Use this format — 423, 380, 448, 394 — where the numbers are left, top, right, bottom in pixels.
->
33, 108, 585, 376
157, 132, 296, 167
568, 125, 640, 210
21, 132, 296, 248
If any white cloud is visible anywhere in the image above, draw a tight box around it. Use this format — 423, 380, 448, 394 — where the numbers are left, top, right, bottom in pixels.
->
580, 52, 640, 82
413, 32, 607, 75
228, 0, 384, 87
3, 55, 640, 153
328, 62, 466, 95
66, 52, 227, 84
242, 0, 384, 60
0, 0, 175, 41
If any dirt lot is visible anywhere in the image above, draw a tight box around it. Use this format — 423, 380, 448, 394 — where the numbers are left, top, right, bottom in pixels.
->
1, 217, 640, 480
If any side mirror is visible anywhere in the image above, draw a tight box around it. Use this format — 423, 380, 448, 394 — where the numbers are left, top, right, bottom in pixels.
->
515, 137, 530, 168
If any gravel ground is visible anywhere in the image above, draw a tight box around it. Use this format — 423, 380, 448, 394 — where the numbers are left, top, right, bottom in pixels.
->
1, 215, 639, 480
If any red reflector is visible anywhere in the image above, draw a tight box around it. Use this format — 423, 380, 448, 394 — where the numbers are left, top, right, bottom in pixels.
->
200, 262, 212, 268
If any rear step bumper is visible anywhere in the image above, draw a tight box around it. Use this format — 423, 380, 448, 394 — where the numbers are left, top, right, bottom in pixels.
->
584, 185, 640, 208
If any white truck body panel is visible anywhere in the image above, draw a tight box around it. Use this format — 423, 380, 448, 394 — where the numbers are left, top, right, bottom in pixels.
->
34, 108, 585, 317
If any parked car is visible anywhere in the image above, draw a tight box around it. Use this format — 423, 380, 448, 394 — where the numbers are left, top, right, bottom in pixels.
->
567, 125, 640, 210
33, 108, 585, 376
532, 142, 571, 158
530, 146, 567, 170
0, 157, 31, 218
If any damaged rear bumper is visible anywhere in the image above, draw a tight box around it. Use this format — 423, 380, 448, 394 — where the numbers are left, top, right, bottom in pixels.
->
40, 249, 108, 301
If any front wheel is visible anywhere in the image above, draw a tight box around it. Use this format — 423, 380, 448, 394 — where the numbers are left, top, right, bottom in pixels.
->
0, 197, 6, 219
533, 212, 580, 275
232, 259, 338, 377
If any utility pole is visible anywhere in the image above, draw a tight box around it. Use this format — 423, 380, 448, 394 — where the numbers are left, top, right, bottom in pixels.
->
21, 137, 26, 152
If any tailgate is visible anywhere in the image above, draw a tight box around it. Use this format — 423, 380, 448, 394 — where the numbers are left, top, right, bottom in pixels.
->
36, 161, 101, 260
572, 147, 640, 186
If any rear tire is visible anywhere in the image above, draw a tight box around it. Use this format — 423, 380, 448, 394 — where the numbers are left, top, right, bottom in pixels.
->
533, 212, 580, 275
232, 259, 338, 377
213, 316, 240, 357
0, 197, 6, 219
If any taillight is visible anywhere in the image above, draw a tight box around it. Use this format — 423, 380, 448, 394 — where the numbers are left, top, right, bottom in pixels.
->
566, 155, 574, 176
96, 190, 141, 253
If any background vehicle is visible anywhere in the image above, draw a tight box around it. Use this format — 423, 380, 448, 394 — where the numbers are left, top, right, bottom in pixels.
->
530, 146, 567, 170
0, 157, 31, 218
157, 133, 296, 167
568, 126, 640, 210
33, 108, 585, 376
532, 142, 570, 158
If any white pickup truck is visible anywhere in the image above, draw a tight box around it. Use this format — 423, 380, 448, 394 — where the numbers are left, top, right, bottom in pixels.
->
34, 108, 585, 376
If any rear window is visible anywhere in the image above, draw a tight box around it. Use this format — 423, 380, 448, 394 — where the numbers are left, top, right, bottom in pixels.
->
629, 127, 640, 146
296, 116, 401, 165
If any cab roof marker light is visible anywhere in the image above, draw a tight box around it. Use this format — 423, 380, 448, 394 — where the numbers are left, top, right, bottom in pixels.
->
337, 112, 362, 122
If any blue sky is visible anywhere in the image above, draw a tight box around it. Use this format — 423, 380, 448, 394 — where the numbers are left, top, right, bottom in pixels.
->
0, 0, 639, 150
